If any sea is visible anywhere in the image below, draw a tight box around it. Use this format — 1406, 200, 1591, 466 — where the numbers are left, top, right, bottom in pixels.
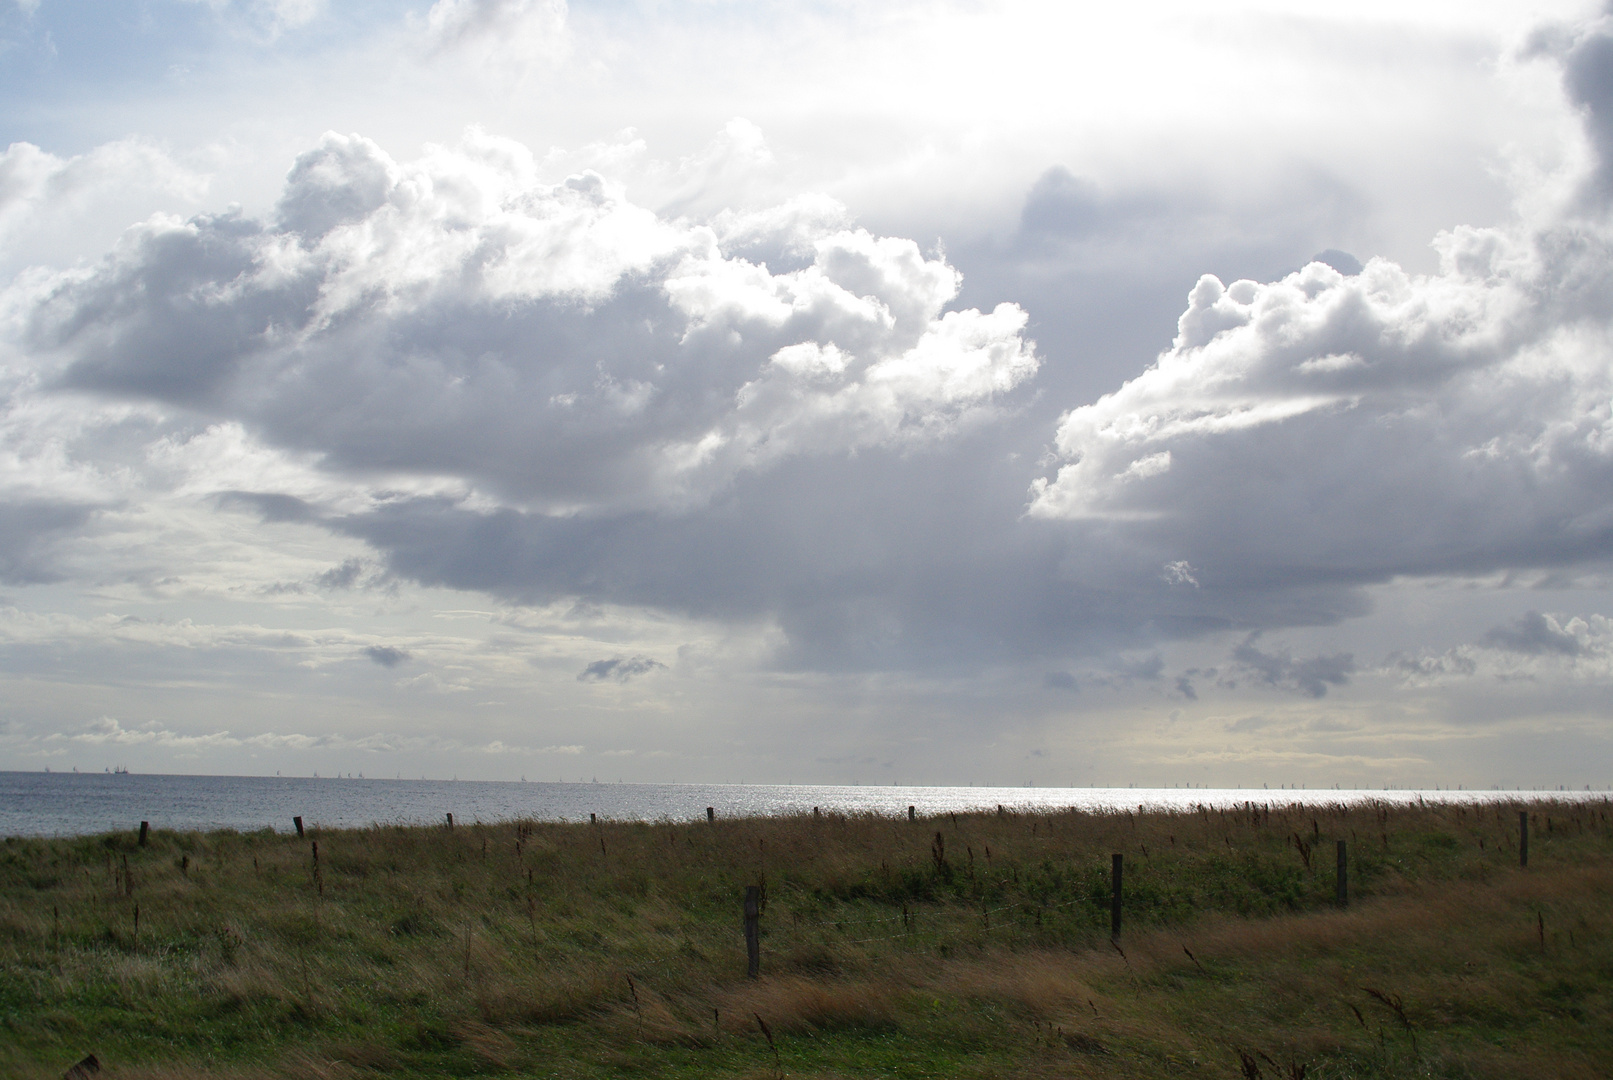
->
1, 771, 1599, 838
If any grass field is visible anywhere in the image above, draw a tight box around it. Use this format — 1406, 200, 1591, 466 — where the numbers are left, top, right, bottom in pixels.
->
2, 797, 1610, 1078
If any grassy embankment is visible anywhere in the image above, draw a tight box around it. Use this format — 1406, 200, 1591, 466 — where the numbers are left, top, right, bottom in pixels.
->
2, 798, 1611, 1079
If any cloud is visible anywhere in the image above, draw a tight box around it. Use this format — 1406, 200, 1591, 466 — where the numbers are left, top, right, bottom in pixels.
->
176, 0, 324, 39
0, 501, 95, 584
1026, 16, 1613, 617
1310, 249, 1363, 276
24, 129, 1034, 513
41, 715, 579, 756
1027, 215, 1613, 595
420, 0, 567, 66
1384, 611, 1613, 694
4, 16, 1613, 702
577, 655, 664, 683
249, 0, 322, 32
1230, 633, 1355, 698
0, 139, 208, 270
1392, 650, 1478, 683
1161, 561, 1198, 587
1542, 8, 1613, 205
317, 558, 366, 590
1109, 652, 1165, 681
51, 716, 242, 751
0, 604, 449, 672
1482, 610, 1586, 657
1, 126, 1061, 672
364, 644, 411, 667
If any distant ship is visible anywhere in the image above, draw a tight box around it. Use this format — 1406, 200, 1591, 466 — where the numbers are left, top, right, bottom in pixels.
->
112, 766, 130, 775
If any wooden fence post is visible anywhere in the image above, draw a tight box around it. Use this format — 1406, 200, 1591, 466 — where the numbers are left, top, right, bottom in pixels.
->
1110, 853, 1123, 939
1336, 839, 1348, 907
446, 812, 454, 829
707, 807, 715, 823
909, 805, 916, 821
138, 821, 148, 847
1519, 810, 1528, 868
293, 816, 304, 838
744, 885, 761, 978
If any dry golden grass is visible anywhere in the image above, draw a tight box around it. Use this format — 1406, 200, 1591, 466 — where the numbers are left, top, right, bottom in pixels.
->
717, 974, 899, 1035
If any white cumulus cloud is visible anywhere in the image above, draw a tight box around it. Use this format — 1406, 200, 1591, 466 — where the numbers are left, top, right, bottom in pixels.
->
13, 128, 1036, 519
1028, 223, 1613, 588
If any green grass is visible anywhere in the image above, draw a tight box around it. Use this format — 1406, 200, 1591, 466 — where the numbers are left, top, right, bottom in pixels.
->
2, 798, 1610, 1078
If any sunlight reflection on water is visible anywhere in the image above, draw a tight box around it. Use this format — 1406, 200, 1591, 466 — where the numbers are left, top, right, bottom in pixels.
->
2, 771, 1598, 837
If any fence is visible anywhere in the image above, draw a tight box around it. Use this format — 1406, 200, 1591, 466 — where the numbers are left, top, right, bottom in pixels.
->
101, 801, 1553, 984
589, 805, 1547, 981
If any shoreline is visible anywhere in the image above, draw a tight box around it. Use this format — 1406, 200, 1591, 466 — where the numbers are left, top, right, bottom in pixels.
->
4, 768, 1607, 838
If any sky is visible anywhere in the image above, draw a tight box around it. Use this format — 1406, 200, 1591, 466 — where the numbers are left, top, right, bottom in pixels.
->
1, 0, 1611, 789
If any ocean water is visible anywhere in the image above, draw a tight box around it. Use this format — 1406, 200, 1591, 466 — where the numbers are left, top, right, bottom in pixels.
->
1, 771, 1596, 837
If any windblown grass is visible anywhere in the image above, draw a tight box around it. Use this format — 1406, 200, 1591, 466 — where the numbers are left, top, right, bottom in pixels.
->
2, 797, 1609, 1077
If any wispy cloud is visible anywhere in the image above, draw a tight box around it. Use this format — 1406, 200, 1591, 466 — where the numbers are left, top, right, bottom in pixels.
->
578, 656, 665, 683
43, 716, 582, 757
